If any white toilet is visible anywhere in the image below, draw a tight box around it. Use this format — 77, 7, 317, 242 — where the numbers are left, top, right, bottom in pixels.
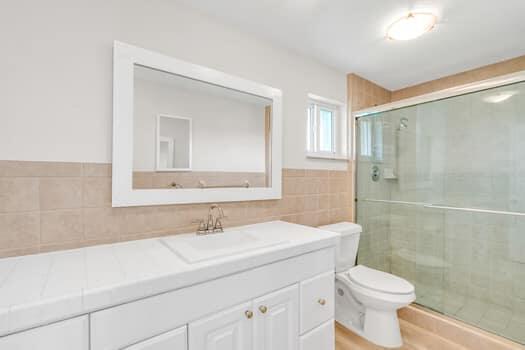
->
319, 222, 415, 348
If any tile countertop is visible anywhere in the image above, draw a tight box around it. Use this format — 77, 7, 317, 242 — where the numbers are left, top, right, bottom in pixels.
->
0, 221, 338, 337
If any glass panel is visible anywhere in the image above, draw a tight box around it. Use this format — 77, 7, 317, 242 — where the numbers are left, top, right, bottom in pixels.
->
319, 108, 333, 152
355, 80, 525, 344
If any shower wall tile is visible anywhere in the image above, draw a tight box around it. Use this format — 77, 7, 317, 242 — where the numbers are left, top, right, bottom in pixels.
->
0, 160, 354, 257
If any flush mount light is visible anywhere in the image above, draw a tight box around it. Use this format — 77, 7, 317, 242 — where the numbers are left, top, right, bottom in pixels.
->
387, 12, 437, 41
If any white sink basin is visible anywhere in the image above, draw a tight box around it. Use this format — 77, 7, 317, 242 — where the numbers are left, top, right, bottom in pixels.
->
161, 230, 287, 263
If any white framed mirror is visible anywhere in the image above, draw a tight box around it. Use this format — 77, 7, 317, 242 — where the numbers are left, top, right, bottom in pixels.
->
156, 114, 192, 171
112, 41, 282, 207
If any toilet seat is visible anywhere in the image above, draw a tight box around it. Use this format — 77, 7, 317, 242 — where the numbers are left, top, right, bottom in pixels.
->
336, 266, 415, 307
347, 265, 414, 295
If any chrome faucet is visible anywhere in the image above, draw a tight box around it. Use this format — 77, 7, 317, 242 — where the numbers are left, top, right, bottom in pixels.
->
194, 204, 226, 235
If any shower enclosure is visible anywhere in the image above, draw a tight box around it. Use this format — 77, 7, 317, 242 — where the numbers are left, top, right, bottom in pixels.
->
355, 77, 525, 344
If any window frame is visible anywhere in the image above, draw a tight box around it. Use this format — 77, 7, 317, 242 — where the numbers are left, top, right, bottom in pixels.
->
306, 94, 347, 160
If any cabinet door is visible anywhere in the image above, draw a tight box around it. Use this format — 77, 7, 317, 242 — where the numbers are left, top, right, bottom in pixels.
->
300, 271, 334, 333
124, 326, 187, 350
189, 302, 253, 350
0, 316, 88, 350
299, 320, 334, 350
253, 285, 299, 350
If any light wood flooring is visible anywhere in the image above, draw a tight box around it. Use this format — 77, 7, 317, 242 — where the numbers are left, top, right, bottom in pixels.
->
335, 320, 468, 350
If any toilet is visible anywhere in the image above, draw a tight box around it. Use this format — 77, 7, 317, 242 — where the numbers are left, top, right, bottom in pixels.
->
319, 222, 415, 348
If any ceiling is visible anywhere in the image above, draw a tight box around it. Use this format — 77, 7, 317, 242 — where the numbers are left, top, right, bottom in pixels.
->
175, 0, 525, 90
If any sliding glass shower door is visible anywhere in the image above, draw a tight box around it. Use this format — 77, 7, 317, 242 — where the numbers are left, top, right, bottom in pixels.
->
355, 80, 525, 344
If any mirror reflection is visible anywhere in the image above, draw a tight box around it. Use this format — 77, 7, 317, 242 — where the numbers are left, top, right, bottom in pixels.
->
133, 65, 272, 189
157, 115, 192, 171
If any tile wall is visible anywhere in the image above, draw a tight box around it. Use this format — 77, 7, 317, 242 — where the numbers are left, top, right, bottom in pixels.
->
0, 161, 352, 258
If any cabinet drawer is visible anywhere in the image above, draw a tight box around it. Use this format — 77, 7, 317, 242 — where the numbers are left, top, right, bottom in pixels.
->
299, 271, 334, 334
299, 319, 334, 350
0, 316, 89, 350
123, 326, 187, 350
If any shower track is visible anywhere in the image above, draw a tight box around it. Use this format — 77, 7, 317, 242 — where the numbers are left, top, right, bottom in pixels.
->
359, 198, 525, 217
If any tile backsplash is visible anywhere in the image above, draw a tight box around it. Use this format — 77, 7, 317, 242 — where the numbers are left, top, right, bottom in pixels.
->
0, 161, 353, 258
133, 171, 267, 189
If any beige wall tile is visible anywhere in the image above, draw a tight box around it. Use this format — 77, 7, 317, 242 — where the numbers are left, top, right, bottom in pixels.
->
319, 194, 331, 210
40, 177, 82, 210
0, 178, 39, 213
303, 195, 319, 212
305, 169, 329, 177
392, 55, 525, 101
283, 177, 305, 195
82, 208, 120, 240
82, 163, 111, 177
40, 209, 83, 244
0, 247, 40, 259
283, 169, 305, 177
317, 210, 333, 226
82, 177, 111, 207
0, 164, 355, 257
133, 173, 154, 189
0, 212, 40, 250
0, 160, 82, 177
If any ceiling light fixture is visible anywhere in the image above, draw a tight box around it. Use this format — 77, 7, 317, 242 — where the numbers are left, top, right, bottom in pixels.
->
387, 12, 437, 41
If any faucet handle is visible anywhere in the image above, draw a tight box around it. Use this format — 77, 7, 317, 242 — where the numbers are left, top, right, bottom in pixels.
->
213, 218, 224, 232
192, 219, 207, 233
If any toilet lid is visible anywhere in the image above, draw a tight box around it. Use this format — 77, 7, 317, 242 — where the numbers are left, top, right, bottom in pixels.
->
347, 265, 414, 295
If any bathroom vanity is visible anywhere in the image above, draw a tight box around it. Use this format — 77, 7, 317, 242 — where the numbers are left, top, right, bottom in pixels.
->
0, 221, 338, 350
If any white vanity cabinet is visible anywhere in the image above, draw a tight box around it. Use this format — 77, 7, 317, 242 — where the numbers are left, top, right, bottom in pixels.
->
189, 302, 253, 350
190, 284, 299, 350
253, 285, 299, 350
123, 326, 188, 350
90, 248, 334, 350
0, 316, 89, 350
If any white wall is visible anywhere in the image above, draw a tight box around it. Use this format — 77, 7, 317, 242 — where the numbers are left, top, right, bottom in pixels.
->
158, 116, 190, 169
133, 77, 266, 172
0, 0, 347, 170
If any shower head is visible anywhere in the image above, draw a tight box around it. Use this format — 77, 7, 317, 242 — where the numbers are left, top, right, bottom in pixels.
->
397, 117, 408, 131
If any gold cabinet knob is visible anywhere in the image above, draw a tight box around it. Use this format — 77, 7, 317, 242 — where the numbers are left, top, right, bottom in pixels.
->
245, 310, 253, 319
318, 298, 326, 306
259, 305, 268, 314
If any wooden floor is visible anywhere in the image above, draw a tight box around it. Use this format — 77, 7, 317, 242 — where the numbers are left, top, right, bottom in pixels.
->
335, 320, 468, 350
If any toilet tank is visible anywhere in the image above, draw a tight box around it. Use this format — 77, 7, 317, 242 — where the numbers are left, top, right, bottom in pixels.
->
318, 222, 362, 273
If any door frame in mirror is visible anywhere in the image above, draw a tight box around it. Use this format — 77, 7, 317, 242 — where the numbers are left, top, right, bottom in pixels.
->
112, 41, 282, 207
156, 114, 192, 172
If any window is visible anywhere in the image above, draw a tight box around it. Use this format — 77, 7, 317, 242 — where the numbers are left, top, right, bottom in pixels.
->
359, 119, 372, 157
306, 94, 347, 159
358, 117, 383, 161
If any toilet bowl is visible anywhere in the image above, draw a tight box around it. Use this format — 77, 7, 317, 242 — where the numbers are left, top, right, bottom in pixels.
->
319, 222, 415, 348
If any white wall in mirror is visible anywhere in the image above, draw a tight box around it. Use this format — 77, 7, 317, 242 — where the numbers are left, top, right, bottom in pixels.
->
156, 115, 192, 171
113, 41, 282, 207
